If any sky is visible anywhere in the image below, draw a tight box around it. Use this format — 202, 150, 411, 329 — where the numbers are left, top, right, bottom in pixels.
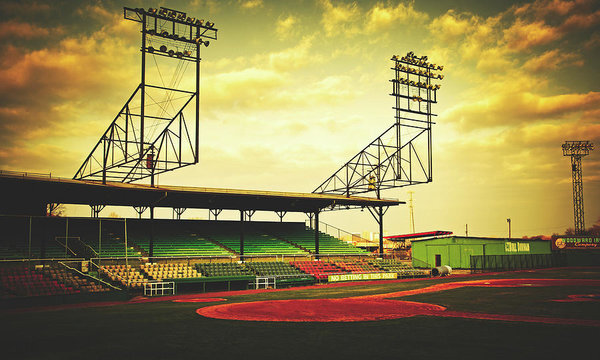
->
0, 0, 599, 239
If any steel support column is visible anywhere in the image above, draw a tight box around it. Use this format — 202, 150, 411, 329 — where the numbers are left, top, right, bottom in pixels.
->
240, 210, 245, 260
367, 206, 389, 257
314, 211, 320, 257
149, 207, 154, 257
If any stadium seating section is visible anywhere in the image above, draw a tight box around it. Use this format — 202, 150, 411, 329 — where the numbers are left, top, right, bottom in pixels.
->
0, 264, 111, 298
141, 263, 201, 281
0, 217, 371, 259
99, 264, 150, 289
370, 259, 429, 277
0, 216, 430, 299
196, 262, 253, 277
290, 261, 345, 280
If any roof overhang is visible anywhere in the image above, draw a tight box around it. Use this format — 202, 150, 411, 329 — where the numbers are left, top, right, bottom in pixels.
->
0, 172, 402, 214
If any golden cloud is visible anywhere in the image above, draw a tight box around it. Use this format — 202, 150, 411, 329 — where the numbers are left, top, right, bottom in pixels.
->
428, 10, 476, 43
268, 36, 317, 72
444, 91, 600, 130
0, 20, 61, 39
365, 2, 428, 32
276, 15, 298, 39
561, 9, 600, 30
319, 0, 361, 36
522, 49, 583, 72
239, 0, 264, 9
503, 19, 562, 51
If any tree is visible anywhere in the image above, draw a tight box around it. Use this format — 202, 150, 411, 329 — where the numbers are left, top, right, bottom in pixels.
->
47, 203, 66, 217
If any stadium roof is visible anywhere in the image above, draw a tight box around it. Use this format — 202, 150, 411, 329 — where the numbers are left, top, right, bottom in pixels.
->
0, 171, 402, 214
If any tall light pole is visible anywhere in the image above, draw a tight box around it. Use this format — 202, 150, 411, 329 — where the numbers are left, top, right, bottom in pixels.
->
507, 218, 511, 239
562, 141, 594, 235
408, 191, 415, 233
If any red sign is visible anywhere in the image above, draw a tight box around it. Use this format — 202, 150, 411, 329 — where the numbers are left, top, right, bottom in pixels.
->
552, 237, 600, 250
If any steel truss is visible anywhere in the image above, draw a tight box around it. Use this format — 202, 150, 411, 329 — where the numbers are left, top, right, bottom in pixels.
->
562, 141, 594, 234
74, 7, 218, 185
314, 52, 444, 199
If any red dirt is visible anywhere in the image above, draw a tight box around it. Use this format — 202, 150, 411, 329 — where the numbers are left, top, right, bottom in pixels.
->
172, 298, 227, 303
197, 278, 600, 326
551, 294, 600, 302
197, 299, 446, 322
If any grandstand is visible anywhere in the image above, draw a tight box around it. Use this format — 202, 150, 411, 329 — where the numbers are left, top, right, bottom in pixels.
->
0, 168, 412, 302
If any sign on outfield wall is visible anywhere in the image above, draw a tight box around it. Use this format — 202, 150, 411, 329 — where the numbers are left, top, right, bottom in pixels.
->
328, 272, 397, 283
552, 237, 600, 250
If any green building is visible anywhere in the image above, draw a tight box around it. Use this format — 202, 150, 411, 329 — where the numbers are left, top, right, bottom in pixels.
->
411, 236, 552, 269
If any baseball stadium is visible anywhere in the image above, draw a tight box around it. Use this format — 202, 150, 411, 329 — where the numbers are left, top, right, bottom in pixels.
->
1, 2, 600, 359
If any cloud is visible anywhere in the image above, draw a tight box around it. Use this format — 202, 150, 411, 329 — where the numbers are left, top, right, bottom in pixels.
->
319, 0, 428, 37
365, 2, 428, 32
513, 0, 577, 17
276, 15, 297, 39
201, 67, 286, 109
239, 0, 264, 9
428, 10, 476, 43
0, 1, 50, 15
202, 69, 360, 112
268, 36, 317, 72
444, 91, 600, 131
0, 20, 62, 40
0, 3, 141, 169
522, 49, 583, 72
561, 9, 600, 30
0, 142, 81, 175
503, 19, 562, 51
584, 32, 600, 49
319, 0, 360, 36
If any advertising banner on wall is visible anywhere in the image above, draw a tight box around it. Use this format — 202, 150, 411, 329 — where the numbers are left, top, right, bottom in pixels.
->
552, 237, 600, 250
328, 272, 397, 283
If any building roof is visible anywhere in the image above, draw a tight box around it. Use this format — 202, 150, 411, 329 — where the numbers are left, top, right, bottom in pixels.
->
411, 235, 551, 242
0, 171, 402, 213
384, 231, 453, 241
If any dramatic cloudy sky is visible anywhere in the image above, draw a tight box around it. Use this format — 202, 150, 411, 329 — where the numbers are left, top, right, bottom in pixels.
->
1, 0, 599, 238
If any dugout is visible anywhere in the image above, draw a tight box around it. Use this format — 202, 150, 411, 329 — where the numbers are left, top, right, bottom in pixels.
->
411, 236, 551, 269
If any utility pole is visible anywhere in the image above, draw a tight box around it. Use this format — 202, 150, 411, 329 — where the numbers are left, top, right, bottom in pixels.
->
465, 224, 468, 237
562, 141, 594, 234
408, 191, 415, 233
507, 218, 511, 239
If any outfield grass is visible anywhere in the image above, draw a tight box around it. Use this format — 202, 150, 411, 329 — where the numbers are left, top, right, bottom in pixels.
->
2, 268, 599, 359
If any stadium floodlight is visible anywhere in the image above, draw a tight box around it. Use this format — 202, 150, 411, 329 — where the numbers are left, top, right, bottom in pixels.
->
562, 141, 594, 234
74, 5, 218, 186
315, 50, 444, 197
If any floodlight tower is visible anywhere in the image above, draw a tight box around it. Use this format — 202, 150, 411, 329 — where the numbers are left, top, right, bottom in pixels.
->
314, 51, 444, 255
314, 51, 444, 198
562, 141, 594, 234
74, 7, 218, 186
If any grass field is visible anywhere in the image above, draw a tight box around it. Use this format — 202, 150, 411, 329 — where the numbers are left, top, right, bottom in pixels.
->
2, 267, 599, 359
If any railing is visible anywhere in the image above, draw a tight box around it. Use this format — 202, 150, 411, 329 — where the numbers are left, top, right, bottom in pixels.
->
0, 169, 53, 178
58, 260, 121, 291
54, 237, 79, 258
305, 220, 376, 247
411, 257, 432, 269
470, 253, 567, 273
144, 281, 175, 296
